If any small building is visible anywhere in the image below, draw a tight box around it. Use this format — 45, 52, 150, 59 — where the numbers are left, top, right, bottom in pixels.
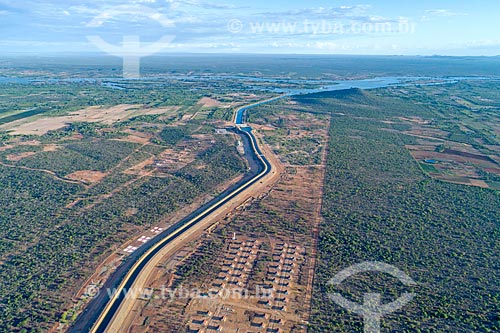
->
207, 325, 222, 331
215, 128, 229, 134
254, 312, 268, 318
197, 310, 213, 316
192, 319, 207, 325
267, 328, 282, 333
270, 318, 284, 324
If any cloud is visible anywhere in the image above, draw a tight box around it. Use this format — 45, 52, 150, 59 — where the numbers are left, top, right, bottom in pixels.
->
165, 0, 240, 10
85, 4, 175, 28
259, 5, 372, 19
251, 5, 400, 27
0, 1, 22, 15
425, 9, 467, 17
422, 9, 468, 21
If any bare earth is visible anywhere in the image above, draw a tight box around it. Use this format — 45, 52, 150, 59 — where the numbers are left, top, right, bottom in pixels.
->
6, 151, 37, 161
197, 97, 221, 107
394, 116, 500, 189
101, 134, 285, 333
0, 104, 179, 135
65, 170, 107, 184
43, 144, 62, 152
99, 122, 328, 332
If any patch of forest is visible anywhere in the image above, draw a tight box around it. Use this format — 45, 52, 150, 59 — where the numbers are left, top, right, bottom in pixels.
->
307, 90, 499, 332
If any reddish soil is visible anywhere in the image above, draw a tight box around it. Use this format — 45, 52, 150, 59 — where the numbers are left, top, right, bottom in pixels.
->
65, 170, 107, 184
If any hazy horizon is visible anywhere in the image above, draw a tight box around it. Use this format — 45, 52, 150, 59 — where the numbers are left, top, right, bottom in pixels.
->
1, 0, 499, 56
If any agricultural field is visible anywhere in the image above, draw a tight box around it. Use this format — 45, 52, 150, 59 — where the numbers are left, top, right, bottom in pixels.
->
0, 80, 260, 332
113, 97, 331, 332
377, 81, 500, 190
115, 79, 500, 333
183, 82, 499, 332
302, 88, 499, 332
0, 56, 499, 333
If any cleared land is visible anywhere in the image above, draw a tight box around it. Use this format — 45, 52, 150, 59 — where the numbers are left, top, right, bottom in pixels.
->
0, 108, 251, 332
379, 81, 500, 190
304, 88, 499, 333
101, 130, 282, 333
0, 75, 283, 332
1, 59, 499, 333
75, 83, 500, 333
105, 100, 330, 333
0, 105, 180, 135
118, 165, 325, 333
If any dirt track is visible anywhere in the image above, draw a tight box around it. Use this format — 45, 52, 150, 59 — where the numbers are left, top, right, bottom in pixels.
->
104, 130, 283, 332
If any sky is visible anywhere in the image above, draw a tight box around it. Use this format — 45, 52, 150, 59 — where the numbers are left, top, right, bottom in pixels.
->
0, 0, 499, 56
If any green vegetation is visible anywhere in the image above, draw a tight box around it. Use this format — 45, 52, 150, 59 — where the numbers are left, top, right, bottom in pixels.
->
0, 122, 247, 331
176, 141, 247, 190
248, 99, 329, 165
305, 90, 499, 332
158, 126, 191, 145
174, 238, 224, 285
0, 81, 200, 120
378, 81, 500, 189
8, 139, 140, 177
0, 166, 83, 246
0, 108, 47, 125
419, 162, 439, 173
1, 58, 500, 332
